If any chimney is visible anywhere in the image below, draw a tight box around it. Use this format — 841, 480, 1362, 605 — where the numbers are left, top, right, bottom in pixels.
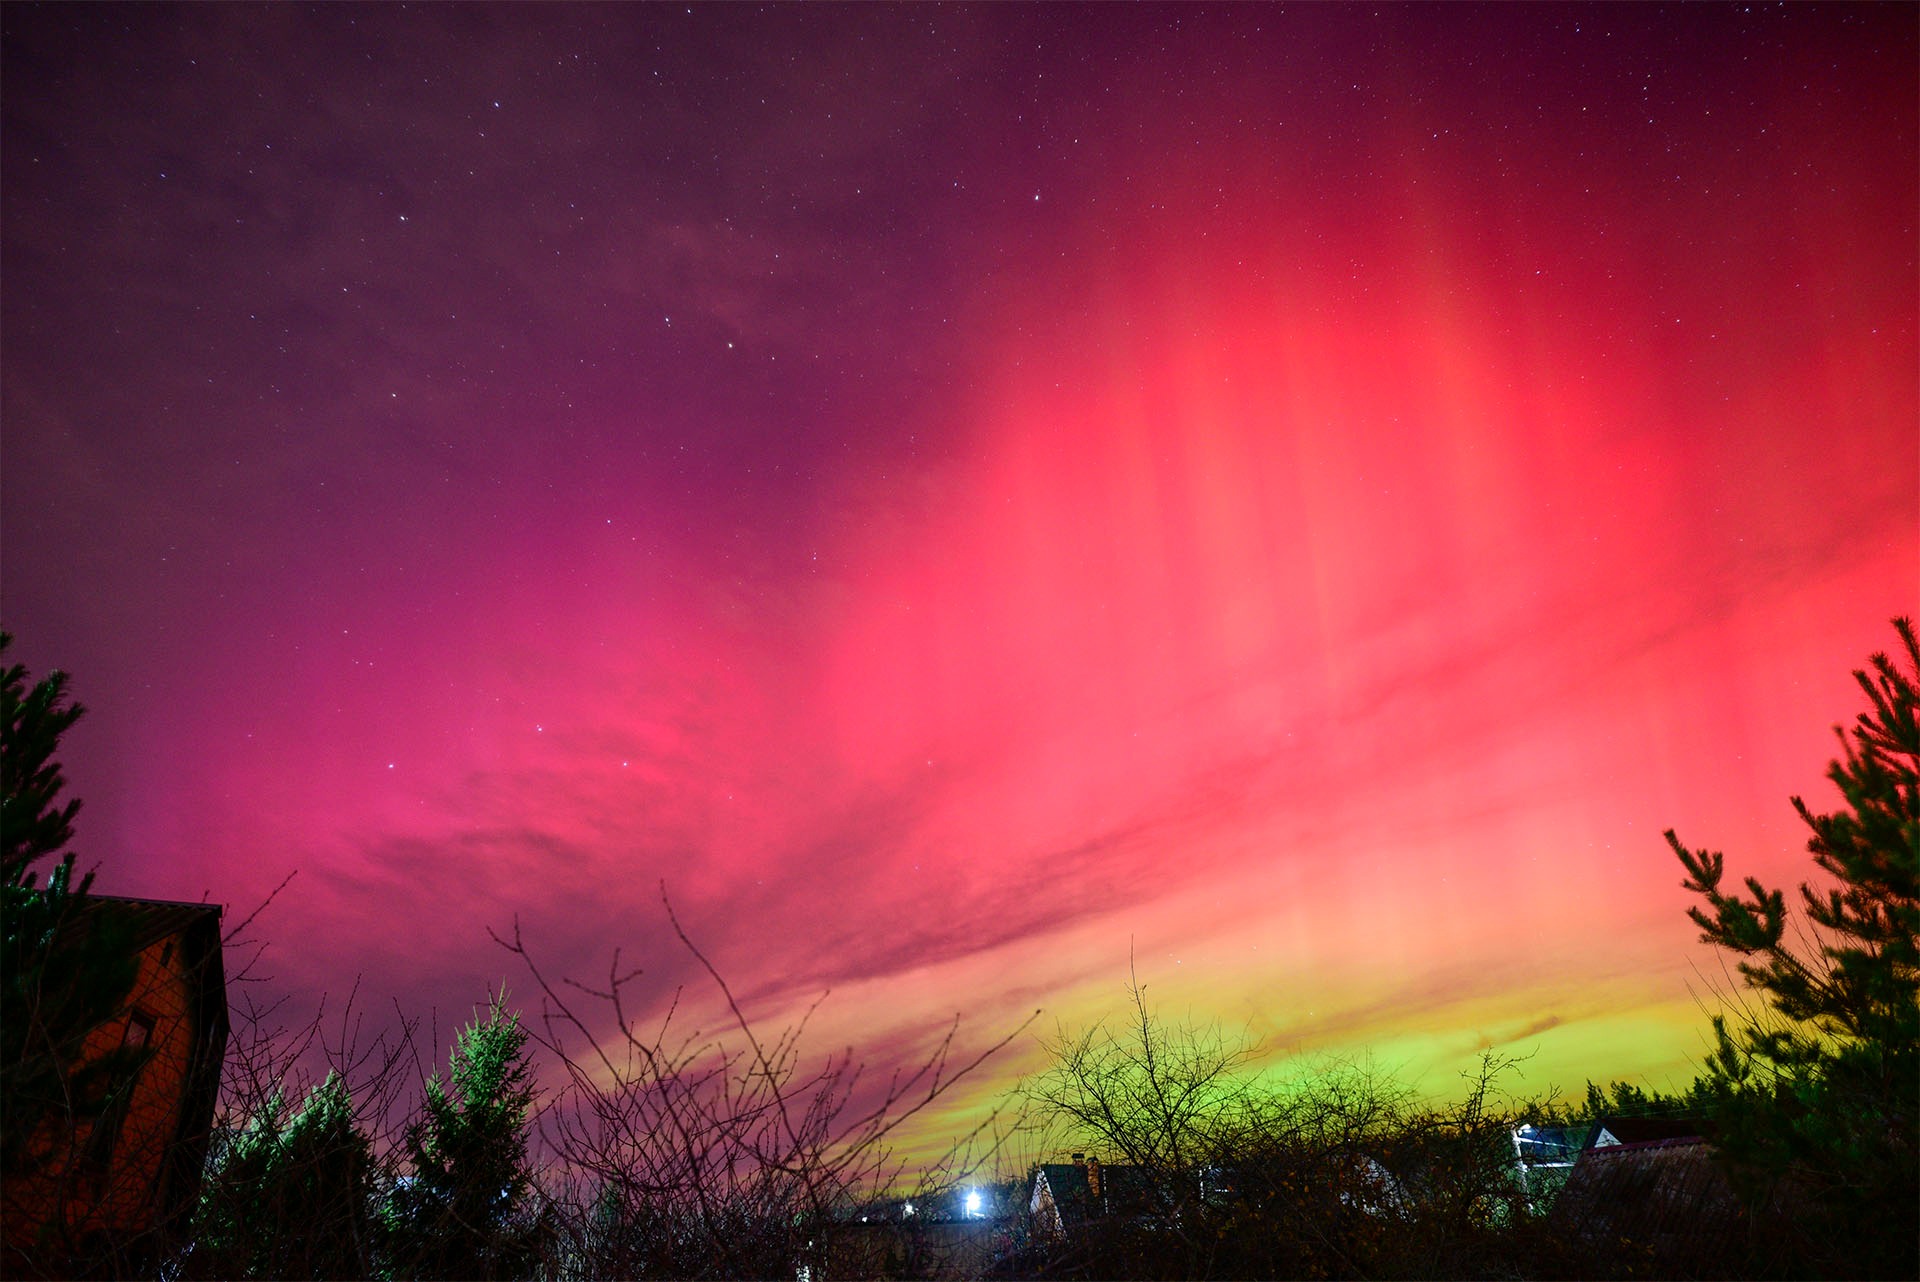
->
1071, 1153, 1085, 1166
1086, 1156, 1102, 1202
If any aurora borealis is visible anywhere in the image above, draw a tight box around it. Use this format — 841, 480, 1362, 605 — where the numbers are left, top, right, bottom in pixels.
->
3, 4, 1914, 1146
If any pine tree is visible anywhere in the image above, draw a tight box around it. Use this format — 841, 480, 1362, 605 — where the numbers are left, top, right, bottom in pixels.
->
1575, 1078, 1701, 1123
189, 1074, 377, 1280
2, 632, 85, 887
380, 996, 545, 1280
1667, 616, 1918, 1277
1, 633, 138, 1180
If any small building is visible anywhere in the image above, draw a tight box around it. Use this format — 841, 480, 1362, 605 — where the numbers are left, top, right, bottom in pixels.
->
2, 896, 228, 1276
1511, 1122, 1587, 1208
1030, 1154, 1153, 1238
1512, 1122, 1585, 1169
1550, 1117, 1752, 1275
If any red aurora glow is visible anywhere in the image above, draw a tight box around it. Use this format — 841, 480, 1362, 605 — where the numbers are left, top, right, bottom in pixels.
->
3, 4, 1913, 1147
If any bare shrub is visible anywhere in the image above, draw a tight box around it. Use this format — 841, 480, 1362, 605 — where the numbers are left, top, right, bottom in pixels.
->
498, 890, 1032, 1281
1016, 975, 1579, 1281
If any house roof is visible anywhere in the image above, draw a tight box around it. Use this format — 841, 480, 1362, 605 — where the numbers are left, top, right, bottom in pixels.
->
1587, 1114, 1711, 1148
1034, 1162, 1155, 1224
1552, 1134, 1751, 1272
71, 894, 223, 955
1036, 1164, 1090, 1198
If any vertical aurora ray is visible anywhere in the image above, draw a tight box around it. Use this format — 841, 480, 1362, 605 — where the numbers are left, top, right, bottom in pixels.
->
1, 4, 1911, 1156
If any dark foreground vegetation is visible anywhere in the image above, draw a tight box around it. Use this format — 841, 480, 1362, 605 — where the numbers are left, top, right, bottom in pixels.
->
2, 619, 1913, 1280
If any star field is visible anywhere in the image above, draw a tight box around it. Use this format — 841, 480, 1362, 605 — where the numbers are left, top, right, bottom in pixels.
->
3, 4, 1914, 1147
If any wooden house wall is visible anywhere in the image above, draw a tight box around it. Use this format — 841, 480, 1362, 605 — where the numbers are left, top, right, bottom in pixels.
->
3, 927, 204, 1260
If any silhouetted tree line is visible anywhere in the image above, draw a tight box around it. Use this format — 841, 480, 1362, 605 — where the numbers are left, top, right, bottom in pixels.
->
1, 620, 1911, 1279
997, 618, 1915, 1282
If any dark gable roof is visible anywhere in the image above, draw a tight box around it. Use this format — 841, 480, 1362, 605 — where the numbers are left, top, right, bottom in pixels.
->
1035, 1163, 1155, 1222
72, 894, 223, 956
1037, 1163, 1091, 1203
1553, 1134, 1752, 1273
1588, 1114, 1711, 1148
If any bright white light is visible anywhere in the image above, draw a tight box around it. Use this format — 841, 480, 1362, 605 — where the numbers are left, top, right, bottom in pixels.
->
964, 1189, 983, 1218
903, 1201, 915, 1218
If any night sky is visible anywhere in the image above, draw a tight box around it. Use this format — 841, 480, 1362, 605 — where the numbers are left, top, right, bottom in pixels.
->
4, 4, 1915, 1146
